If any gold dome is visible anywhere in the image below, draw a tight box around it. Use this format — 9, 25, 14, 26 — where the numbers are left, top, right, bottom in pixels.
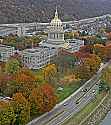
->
50, 8, 62, 26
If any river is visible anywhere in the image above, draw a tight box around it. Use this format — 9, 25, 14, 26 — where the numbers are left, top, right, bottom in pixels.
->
100, 111, 111, 125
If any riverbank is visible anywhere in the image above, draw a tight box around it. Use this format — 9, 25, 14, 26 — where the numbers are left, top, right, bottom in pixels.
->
100, 111, 111, 125
80, 93, 111, 125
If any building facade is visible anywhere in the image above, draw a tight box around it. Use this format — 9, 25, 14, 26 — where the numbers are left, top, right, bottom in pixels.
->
22, 47, 57, 69
0, 44, 15, 62
0, 27, 18, 37
66, 39, 84, 53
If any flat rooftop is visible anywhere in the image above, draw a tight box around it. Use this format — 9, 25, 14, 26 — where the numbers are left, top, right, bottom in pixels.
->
0, 44, 14, 49
23, 47, 50, 54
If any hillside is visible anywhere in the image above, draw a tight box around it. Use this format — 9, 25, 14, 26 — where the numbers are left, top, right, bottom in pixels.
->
0, 0, 111, 24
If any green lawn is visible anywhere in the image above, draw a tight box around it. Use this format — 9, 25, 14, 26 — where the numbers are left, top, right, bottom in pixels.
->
56, 82, 81, 102
63, 93, 105, 125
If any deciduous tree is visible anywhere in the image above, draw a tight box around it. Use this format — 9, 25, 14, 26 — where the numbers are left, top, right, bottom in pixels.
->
14, 68, 37, 98
76, 54, 101, 80
11, 93, 30, 125
0, 101, 15, 125
44, 64, 57, 84
5, 59, 20, 75
29, 84, 57, 116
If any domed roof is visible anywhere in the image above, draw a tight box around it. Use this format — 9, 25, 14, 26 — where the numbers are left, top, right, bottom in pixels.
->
50, 8, 62, 26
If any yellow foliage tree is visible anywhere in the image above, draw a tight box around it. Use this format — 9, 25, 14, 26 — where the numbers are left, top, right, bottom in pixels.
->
0, 101, 15, 125
76, 54, 101, 80
44, 64, 57, 83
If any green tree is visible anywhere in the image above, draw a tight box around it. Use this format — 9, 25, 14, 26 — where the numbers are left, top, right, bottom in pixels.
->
0, 101, 15, 125
5, 59, 20, 75
99, 80, 110, 93
55, 54, 77, 74
102, 66, 111, 88
64, 32, 74, 39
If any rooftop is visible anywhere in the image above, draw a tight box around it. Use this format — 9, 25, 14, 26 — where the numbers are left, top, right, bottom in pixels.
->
23, 47, 50, 54
0, 44, 14, 49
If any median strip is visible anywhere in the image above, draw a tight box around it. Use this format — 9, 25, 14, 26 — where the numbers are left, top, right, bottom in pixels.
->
63, 93, 106, 125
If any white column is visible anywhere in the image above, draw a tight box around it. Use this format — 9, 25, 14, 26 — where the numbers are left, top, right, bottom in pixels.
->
17, 27, 22, 37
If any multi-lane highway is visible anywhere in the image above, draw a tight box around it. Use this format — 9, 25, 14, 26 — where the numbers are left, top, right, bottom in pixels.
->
27, 61, 111, 125
44, 82, 99, 125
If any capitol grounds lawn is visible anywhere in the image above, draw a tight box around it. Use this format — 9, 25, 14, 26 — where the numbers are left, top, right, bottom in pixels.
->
56, 81, 81, 102
32, 69, 81, 102
63, 92, 106, 125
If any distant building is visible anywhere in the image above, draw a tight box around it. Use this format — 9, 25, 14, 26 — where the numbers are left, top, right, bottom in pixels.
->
0, 44, 15, 62
22, 47, 57, 69
0, 27, 18, 37
66, 39, 84, 53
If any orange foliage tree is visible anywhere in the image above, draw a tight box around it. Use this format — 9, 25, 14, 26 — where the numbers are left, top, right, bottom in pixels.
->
11, 93, 30, 125
94, 44, 111, 61
29, 84, 57, 116
0, 73, 16, 96
79, 45, 94, 54
107, 32, 111, 40
14, 68, 38, 98
76, 54, 101, 80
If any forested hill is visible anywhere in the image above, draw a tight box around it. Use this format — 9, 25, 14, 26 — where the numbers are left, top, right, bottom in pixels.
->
0, 0, 111, 24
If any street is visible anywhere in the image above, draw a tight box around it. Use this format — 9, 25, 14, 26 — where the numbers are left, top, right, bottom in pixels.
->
27, 62, 111, 125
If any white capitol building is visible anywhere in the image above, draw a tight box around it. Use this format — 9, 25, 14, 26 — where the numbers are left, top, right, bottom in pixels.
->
22, 8, 65, 69
41, 8, 66, 48
22, 8, 84, 69
0, 8, 84, 69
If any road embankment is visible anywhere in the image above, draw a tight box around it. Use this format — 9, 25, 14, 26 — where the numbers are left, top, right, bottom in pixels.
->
79, 93, 111, 125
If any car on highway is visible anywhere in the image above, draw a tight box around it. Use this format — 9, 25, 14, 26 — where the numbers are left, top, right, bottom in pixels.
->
63, 102, 69, 106
92, 90, 96, 93
81, 88, 88, 92
75, 101, 79, 105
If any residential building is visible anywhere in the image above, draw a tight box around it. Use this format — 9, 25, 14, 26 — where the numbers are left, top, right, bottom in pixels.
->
0, 44, 15, 62
0, 27, 18, 36
66, 39, 84, 53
